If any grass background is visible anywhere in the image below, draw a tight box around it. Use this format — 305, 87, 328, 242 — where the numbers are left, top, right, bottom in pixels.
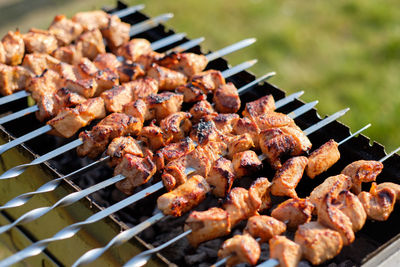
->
0, 0, 399, 151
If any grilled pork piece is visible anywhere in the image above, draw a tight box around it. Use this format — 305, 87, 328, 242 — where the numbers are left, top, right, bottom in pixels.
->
2, 30, 25, 65
189, 100, 217, 123
157, 52, 208, 77
52, 44, 83, 65
358, 182, 396, 221
232, 150, 263, 178
23, 28, 58, 54
77, 113, 142, 158
72, 10, 110, 31
117, 38, 152, 62
253, 111, 296, 131
157, 175, 211, 216
335, 190, 367, 232
243, 94, 275, 118
223, 187, 259, 227
47, 97, 106, 138
0, 64, 32, 95
341, 160, 384, 194
138, 123, 169, 151
207, 157, 235, 197
147, 63, 187, 90
123, 99, 149, 123
0, 43, 5, 63
27, 69, 63, 101
154, 137, 196, 171
218, 234, 260, 267
114, 154, 156, 195
93, 53, 121, 71
213, 83, 241, 113
212, 113, 240, 134
244, 215, 286, 242
65, 77, 98, 99
259, 126, 312, 169
101, 15, 130, 51
117, 62, 145, 83
76, 29, 106, 60
48, 14, 84, 46
269, 235, 302, 267
190, 120, 223, 146
185, 207, 231, 248
107, 136, 145, 167
22, 53, 60, 75
270, 156, 309, 198
146, 92, 183, 121
136, 51, 165, 70
271, 198, 314, 230
159, 112, 192, 142
295, 221, 343, 265
233, 117, 261, 149
306, 139, 340, 178
226, 133, 255, 157
248, 177, 272, 211
377, 182, 400, 200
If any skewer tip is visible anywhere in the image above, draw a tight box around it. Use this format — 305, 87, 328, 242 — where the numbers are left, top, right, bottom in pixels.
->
164, 13, 174, 19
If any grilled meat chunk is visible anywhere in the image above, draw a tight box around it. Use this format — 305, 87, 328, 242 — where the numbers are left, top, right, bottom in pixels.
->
377, 182, 400, 200
157, 175, 211, 217
0, 64, 32, 95
341, 160, 383, 194
2, 30, 25, 65
107, 136, 145, 167
23, 28, 58, 54
233, 117, 261, 149
213, 83, 241, 113
190, 120, 223, 146
93, 53, 121, 70
0, 42, 5, 63
207, 157, 235, 198
185, 207, 230, 248
248, 177, 272, 211
138, 123, 169, 151
77, 113, 142, 158
189, 100, 217, 123
254, 112, 296, 131
269, 235, 302, 267
244, 215, 286, 242
52, 44, 83, 65
76, 29, 106, 60
306, 139, 340, 179
72, 10, 110, 31
154, 137, 196, 171
232, 150, 262, 178
259, 126, 312, 169
117, 62, 145, 83
218, 234, 260, 267
146, 92, 183, 121
270, 156, 308, 198
147, 63, 187, 90
114, 154, 156, 195
117, 38, 152, 61
27, 69, 63, 101
157, 52, 208, 77
176, 83, 207, 103
93, 68, 119, 95
136, 51, 165, 70
358, 182, 396, 221
212, 113, 240, 134
48, 14, 83, 45
335, 190, 367, 232
223, 187, 259, 227
22, 53, 60, 75
123, 99, 149, 123
227, 133, 255, 157
47, 97, 106, 138
160, 112, 192, 142
295, 221, 343, 265
101, 15, 130, 51
309, 174, 352, 210
65, 77, 98, 99
271, 198, 314, 230
243, 94, 275, 118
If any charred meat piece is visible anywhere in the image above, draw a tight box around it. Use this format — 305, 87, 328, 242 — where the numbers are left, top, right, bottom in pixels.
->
147, 63, 187, 90
72, 10, 110, 31
223, 187, 259, 227
138, 123, 170, 151
0, 64, 33, 95
47, 97, 106, 138
136, 51, 165, 70
114, 154, 156, 195
191, 69, 225, 94
159, 112, 192, 142
93, 53, 121, 71
244, 215, 286, 242
185, 207, 230, 248
52, 44, 83, 65
107, 136, 144, 167
1, 30, 25, 65
48, 14, 84, 46
259, 126, 312, 169
157, 175, 211, 217
27, 69, 63, 101
190, 120, 222, 146
117, 38, 152, 62
269, 235, 302, 267
93, 68, 119, 95
295, 221, 343, 266
101, 15, 130, 51
123, 99, 149, 123
270, 156, 309, 198
117, 62, 145, 83
207, 157, 235, 198
358, 182, 396, 221
306, 139, 340, 179
232, 150, 262, 178
154, 137, 196, 171
233, 116, 261, 149
377, 182, 400, 200
253, 111, 296, 131
65, 77, 98, 99
76, 29, 106, 60
189, 100, 217, 123
22, 53, 60, 75
227, 133, 255, 157
77, 113, 142, 158
213, 83, 241, 113
212, 113, 240, 134
157, 52, 208, 77
175, 82, 206, 103
23, 28, 58, 54
271, 198, 314, 230
334, 190, 367, 232
248, 177, 272, 212
341, 160, 383, 194
243, 94, 275, 118
217, 234, 260, 267
146, 92, 183, 121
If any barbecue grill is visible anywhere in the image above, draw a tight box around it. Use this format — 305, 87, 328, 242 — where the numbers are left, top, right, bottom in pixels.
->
1, 1, 400, 266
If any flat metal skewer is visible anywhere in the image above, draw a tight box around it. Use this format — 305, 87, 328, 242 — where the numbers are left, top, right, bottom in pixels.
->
111, 4, 146, 18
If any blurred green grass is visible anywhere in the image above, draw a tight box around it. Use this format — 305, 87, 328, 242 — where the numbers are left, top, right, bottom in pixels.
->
0, 0, 399, 151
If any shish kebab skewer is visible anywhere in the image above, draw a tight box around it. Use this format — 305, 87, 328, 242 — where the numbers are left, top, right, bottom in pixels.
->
0, 94, 313, 233
0, 101, 336, 267
0, 37, 257, 157
124, 123, 368, 267
0, 33, 194, 125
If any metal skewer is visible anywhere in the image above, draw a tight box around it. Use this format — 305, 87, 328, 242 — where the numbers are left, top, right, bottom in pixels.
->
111, 4, 146, 18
